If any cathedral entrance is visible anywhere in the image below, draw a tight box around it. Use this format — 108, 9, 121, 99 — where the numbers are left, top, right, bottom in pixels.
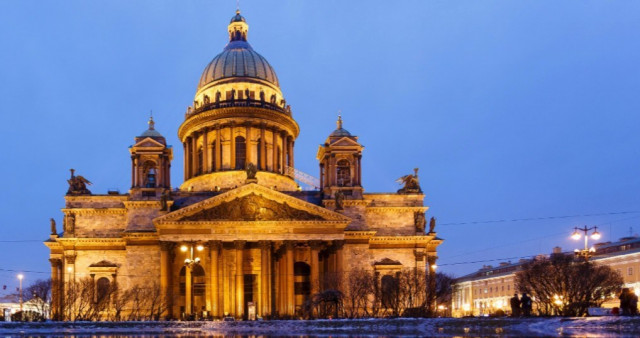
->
244, 274, 256, 319
294, 262, 311, 313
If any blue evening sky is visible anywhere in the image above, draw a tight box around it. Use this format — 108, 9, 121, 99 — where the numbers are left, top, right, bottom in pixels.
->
0, 1, 639, 290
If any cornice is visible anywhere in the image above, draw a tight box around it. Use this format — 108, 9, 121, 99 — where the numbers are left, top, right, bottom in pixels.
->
61, 208, 127, 215
178, 107, 299, 141
123, 201, 162, 208
366, 206, 429, 213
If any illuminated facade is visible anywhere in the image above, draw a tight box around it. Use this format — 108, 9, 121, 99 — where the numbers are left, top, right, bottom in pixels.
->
452, 237, 640, 317
45, 11, 442, 320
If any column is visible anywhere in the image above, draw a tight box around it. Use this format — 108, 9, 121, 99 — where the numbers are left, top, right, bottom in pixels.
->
357, 155, 362, 186
185, 264, 192, 316
271, 128, 278, 173
260, 125, 266, 170
234, 240, 245, 318
230, 123, 236, 169
183, 142, 188, 181
285, 241, 295, 316
281, 133, 288, 173
245, 123, 252, 168
309, 241, 322, 297
289, 139, 294, 169
273, 251, 280, 316
203, 128, 209, 173
215, 125, 221, 171
130, 156, 135, 188
209, 241, 221, 318
191, 132, 198, 176
259, 241, 271, 317
49, 259, 60, 320
186, 137, 192, 179
160, 242, 173, 319
319, 163, 324, 189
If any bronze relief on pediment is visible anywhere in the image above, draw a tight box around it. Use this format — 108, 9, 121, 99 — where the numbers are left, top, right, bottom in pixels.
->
180, 193, 324, 221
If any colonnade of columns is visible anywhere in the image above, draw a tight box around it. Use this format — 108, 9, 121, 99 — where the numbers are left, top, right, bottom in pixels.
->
159, 240, 342, 319
183, 124, 295, 181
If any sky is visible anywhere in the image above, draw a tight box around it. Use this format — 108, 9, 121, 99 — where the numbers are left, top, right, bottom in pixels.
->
0, 0, 639, 291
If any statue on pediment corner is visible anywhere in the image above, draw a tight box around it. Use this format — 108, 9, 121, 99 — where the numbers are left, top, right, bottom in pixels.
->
246, 162, 257, 181
50, 218, 57, 235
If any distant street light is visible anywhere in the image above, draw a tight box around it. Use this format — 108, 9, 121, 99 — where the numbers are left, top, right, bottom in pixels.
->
17, 274, 24, 313
571, 226, 601, 261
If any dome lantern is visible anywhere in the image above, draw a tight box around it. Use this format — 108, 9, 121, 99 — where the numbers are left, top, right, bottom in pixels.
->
228, 10, 248, 42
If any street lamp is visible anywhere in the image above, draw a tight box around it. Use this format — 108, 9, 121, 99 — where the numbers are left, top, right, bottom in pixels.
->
571, 226, 601, 261
181, 243, 203, 318
17, 274, 23, 313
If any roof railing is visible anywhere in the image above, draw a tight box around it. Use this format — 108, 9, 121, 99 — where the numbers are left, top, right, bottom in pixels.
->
186, 99, 292, 118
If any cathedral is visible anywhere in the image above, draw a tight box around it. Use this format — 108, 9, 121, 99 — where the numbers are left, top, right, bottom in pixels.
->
45, 11, 442, 320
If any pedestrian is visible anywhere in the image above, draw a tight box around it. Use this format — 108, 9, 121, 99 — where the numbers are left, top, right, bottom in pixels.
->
620, 288, 631, 316
631, 290, 638, 316
520, 292, 532, 317
510, 293, 521, 317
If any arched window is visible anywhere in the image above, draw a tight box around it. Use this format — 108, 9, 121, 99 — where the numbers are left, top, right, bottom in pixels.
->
381, 275, 398, 309
197, 147, 203, 175
336, 159, 351, 187
143, 161, 157, 188
96, 277, 110, 303
235, 136, 246, 169
256, 138, 262, 170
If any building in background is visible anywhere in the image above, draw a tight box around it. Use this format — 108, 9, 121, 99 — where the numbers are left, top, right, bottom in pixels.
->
44, 11, 442, 320
452, 236, 640, 317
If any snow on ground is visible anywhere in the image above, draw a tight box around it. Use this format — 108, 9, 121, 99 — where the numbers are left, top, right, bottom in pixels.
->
1, 317, 640, 337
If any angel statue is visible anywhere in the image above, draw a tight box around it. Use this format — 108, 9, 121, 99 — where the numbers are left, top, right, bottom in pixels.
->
66, 169, 92, 195
396, 168, 422, 194
429, 217, 436, 234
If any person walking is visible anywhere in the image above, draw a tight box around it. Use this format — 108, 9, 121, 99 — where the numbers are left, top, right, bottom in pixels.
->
520, 293, 532, 317
620, 288, 631, 316
510, 293, 521, 317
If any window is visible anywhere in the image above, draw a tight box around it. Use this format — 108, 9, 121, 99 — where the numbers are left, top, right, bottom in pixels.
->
381, 275, 398, 308
336, 160, 351, 186
210, 140, 216, 170
235, 136, 246, 169
96, 277, 110, 303
143, 161, 157, 188
629, 267, 634, 276
197, 147, 203, 175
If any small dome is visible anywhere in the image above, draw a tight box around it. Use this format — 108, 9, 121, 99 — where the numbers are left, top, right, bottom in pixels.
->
230, 10, 245, 23
329, 115, 352, 137
139, 116, 164, 138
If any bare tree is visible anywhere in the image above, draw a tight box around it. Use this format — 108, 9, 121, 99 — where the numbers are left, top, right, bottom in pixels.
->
344, 268, 374, 318
516, 253, 623, 316
145, 282, 169, 320
23, 279, 51, 320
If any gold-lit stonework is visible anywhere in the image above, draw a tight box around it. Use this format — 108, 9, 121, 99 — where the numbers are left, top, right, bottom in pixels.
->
45, 10, 442, 321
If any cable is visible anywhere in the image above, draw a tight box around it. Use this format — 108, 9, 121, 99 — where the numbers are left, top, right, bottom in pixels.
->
440, 211, 640, 226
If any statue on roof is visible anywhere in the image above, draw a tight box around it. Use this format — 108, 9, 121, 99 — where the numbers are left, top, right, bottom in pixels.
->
396, 168, 422, 194
246, 162, 257, 181
50, 218, 57, 236
334, 190, 345, 211
66, 169, 92, 195
429, 217, 436, 234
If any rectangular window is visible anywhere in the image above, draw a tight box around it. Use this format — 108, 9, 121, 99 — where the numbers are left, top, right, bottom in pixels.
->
629, 267, 634, 276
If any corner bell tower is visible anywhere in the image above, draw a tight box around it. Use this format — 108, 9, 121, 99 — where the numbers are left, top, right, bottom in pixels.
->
130, 116, 173, 197
317, 116, 364, 199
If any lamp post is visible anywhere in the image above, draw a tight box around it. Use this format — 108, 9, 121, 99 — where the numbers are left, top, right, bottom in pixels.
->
17, 274, 24, 313
571, 226, 601, 261
181, 243, 203, 318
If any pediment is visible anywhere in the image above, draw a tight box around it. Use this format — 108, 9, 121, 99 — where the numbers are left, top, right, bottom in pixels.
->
330, 137, 361, 147
156, 183, 350, 224
133, 137, 165, 148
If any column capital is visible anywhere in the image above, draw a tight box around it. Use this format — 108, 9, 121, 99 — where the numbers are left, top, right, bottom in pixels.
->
258, 240, 271, 250
64, 254, 76, 264
332, 240, 345, 250
414, 250, 426, 261
49, 258, 62, 266
234, 240, 246, 250
209, 240, 222, 250
283, 240, 296, 250
159, 241, 175, 251
309, 240, 325, 251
